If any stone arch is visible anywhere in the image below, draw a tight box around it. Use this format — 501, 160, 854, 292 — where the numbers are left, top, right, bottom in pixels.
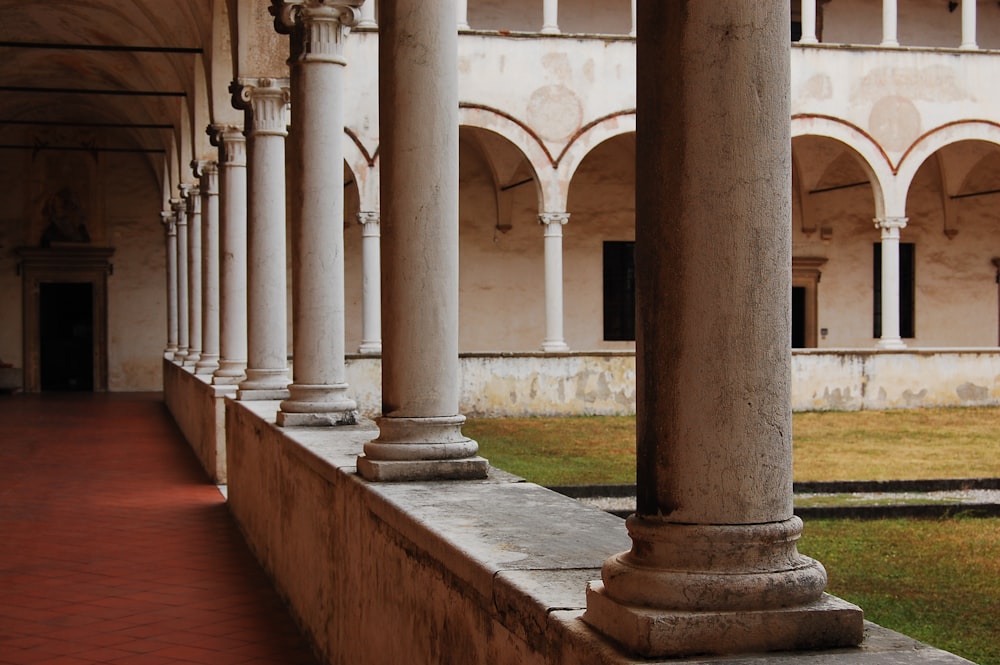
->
557, 111, 636, 186
792, 115, 891, 217
895, 120, 1000, 205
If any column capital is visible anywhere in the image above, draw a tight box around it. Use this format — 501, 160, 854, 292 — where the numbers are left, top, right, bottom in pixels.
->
161, 211, 177, 235
232, 78, 291, 137
357, 210, 380, 236
197, 161, 220, 195
271, 0, 363, 64
538, 211, 570, 226
211, 124, 248, 166
874, 216, 907, 238
170, 197, 187, 223
186, 186, 202, 214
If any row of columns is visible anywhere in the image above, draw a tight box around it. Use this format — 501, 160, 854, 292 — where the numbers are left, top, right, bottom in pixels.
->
160, 0, 865, 658
799, 0, 979, 49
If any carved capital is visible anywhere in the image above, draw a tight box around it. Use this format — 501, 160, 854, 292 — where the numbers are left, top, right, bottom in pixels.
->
874, 216, 907, 239
234, 78, 291, 137
186, 187, 202, 215
161, 211, 177, 236
357, 210, 380, 236
171, 197, 187, 225
199, 161, 220, 196
271, 0, 362, 63
538, 212, 570, 226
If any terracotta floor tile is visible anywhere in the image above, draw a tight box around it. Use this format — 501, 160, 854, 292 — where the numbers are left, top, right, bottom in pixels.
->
0, 394, 322, 665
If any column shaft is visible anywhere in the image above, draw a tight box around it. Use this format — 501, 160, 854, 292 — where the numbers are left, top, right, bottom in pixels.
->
213, 127, 249, 385
196, 162, 221, 375
185, 185, 203, 366
275, 1, 359, 426
457, 0, 470, 30
882, 0, 898, 46
539, 213, 569, 352
236, 78, 292, 400
173, 198, 190, 360
358, 212, 382, 354
875, 217, 908, 349
162, 212, 179, 356
358, 0, 376, 27
541, 0, 559, 33
961, 0, 977, 49
800, 0, 818, 43
357, 0, 486, 481
583, 3, 862, 657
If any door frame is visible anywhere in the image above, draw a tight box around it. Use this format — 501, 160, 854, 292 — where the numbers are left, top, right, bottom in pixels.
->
792, 256, 827, 348
16, 246, 114, 392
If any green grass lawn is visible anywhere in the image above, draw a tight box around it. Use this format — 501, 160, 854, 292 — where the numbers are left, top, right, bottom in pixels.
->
466, 407, 1000, 665
466, 406, 1000, 486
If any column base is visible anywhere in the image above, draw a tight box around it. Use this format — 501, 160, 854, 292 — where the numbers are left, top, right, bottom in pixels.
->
876, 337, 907, 350
194, 354, 220, 375
357, 455, 490, 482
212, 361, 246, 385
357, 341, 382, 354
182, 352, 201, 368
357, 415, 489, 481
277, 384, 358, 427
236, 368, 290, 401
540, 339, 570, 352
584, 583, 864, 658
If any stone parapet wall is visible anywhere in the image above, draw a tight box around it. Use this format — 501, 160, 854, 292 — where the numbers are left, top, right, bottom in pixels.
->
162, 359, 229, 483
342, 350, 1000, 418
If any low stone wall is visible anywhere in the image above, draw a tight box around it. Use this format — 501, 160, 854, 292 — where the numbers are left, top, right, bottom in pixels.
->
162, 359, 229, 483
224, 399, 631, 665
342, 350, 1000, 417
220, 400, 974, 665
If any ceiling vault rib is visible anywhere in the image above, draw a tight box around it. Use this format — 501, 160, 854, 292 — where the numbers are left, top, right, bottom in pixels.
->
0, 41, 202, 54
0, 86, 185, 97
0, 119, 174, 129
0, 144, 166, 154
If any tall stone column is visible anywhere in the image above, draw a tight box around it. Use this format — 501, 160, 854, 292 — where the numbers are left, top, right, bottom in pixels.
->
539, 212, 569, 352
583, 3, 863, 658
358, 211, 382, 354
875, 216, 908, 350
961, 0, 977, 49
211, 126, 249, 385
235, 78, 292, 401
172, 197, 190, 362
195, 161, 221, 375
161, 210, 179, 357
882, 0, 898, 46
272, 0, 360, 427
541, 0, 559, 33
800, 0, 818, 43
357, 0, 487, 481
184, 183, 203, 367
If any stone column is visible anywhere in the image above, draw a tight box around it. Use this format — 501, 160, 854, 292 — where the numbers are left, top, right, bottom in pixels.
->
875, 216, 908, 350
235, 78, 292, 401
457, 0, 470, 30
358, 211, 382, 354
539, 212, 569, 352
881, 0, 898, 46
800, 0, 818, 44
184, 183, 203, 367
357, 0, 487, 481
162, 210, 179, 357
961, 0, 977, 49
211, 126, 249, 385
541, 0, 559, 34
358, 0, 376, 28
172, 197, 190, 362
195, 161, 221, 375
272, 0, 360, 427
583, 3, 863, 658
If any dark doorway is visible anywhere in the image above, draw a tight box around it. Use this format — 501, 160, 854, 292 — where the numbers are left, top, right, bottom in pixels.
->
40, 282, 94, 391
791, 286, 806, 348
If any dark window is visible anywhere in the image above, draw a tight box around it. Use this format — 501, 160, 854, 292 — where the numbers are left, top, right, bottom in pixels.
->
791, 21, 802, 42
873, 242, 915, 338
603, 241, 635, 341
791, 286, 807, 348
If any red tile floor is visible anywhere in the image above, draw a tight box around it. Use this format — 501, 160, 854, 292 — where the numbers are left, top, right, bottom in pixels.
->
0, 393, 322, 665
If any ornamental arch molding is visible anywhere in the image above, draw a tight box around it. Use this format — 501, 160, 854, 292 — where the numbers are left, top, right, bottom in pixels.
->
895, 121, 1000, 205
792, 115, 891, 217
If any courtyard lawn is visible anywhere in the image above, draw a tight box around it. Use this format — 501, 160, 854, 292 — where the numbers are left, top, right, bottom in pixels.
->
466, 406, 1000, 486
800, 517, 1000, 665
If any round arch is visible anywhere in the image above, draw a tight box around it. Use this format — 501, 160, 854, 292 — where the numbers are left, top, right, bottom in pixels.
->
895, 120, 1000, 202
